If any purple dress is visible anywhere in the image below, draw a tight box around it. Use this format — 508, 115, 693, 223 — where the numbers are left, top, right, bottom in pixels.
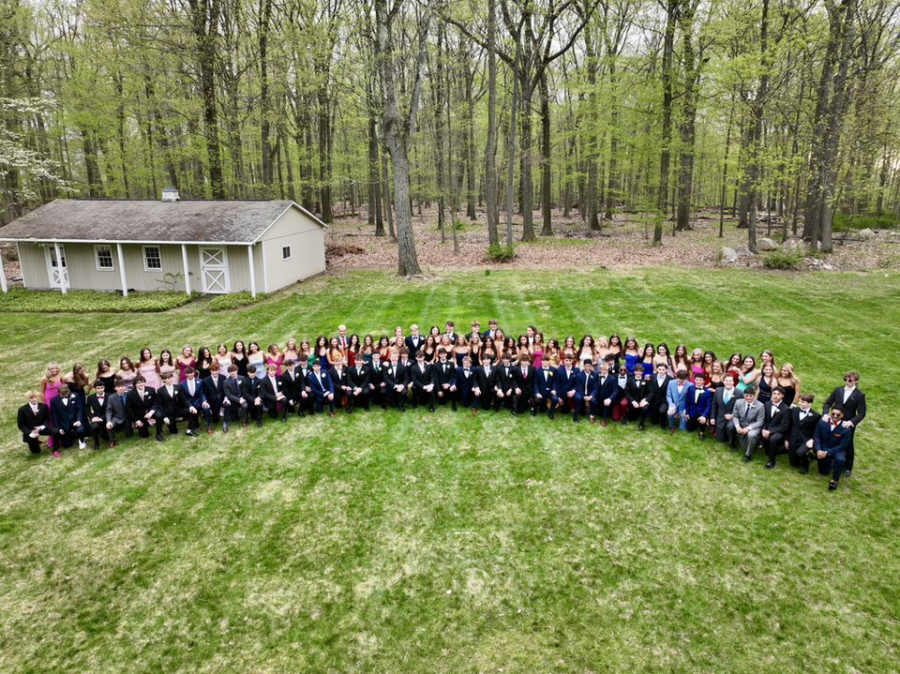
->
44, 379, 62, 448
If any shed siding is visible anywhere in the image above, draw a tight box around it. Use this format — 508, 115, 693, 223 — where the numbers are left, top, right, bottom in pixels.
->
261, 209, 326, 291
18, 242, 46, 288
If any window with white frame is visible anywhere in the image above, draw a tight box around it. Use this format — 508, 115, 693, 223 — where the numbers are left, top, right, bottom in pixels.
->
95, 245, 114, 271
282, 245, 292, 260
143, 245, 162, 271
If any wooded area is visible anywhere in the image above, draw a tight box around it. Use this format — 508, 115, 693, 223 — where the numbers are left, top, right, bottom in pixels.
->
2, 0, 899, 273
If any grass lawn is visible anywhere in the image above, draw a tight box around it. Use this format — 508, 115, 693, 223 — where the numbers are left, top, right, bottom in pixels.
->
1, 268, 898, 673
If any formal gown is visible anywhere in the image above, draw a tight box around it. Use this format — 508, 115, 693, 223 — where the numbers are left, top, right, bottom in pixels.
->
266, 354, 284, 376
780, 384, 796, 407
757, 377, 773, 404
117, 370, 136, 392
159, 364, 176, 385
197, 361, 212, 380
97, 373, 117, 394
139, 362, 162, 390
532, 348, 544, 369
232, 355, 248, 378
216, 355, 233, 373
624, 353, 640, 375
248, 354, 265, 377
177, 358, 196, 383
44, 378, 63, 448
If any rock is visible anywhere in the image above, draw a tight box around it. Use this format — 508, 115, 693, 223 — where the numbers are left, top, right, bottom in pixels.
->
858, 228, 876, 239
757, 237, 779, 251
720, 247, 739, 264
734, 244, 754, 257
822, 263, 835, 271
783, 238, 806, 253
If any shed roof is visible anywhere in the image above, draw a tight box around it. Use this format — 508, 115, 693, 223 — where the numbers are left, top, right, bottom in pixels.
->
0, 199, 327, 245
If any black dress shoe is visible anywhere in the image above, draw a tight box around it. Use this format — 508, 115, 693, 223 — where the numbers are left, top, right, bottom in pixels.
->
156, 435, 164, 443
828, 480, 838, 491
742, 454, 752, 462
765, 461, 775, 469
799, 467, 808, 475
843, 469, 852, 478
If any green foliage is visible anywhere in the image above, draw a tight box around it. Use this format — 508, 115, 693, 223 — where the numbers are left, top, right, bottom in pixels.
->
207, 291, 269, 312
833, 212, 900, 232
0, 288, 194, 313
487, 244, 515, 262
763, 251, 805, 270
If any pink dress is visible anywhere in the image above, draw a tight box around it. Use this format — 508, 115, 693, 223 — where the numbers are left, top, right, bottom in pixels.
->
532, 348, 543, 369
178, 358, 196, 383
266, 354, 284, 376
139, 361, 162, 390
44, 379, 62, 448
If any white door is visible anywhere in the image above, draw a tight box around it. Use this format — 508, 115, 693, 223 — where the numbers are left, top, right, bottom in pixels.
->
200, 246, 230, 294
45, 245, 69, 289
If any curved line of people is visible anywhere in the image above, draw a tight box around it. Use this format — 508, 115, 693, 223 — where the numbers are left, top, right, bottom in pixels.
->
18, 319, 866, 491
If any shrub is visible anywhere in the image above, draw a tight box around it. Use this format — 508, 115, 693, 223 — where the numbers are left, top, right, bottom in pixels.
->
763, 251, 804, 271
208, 291, 269, 312
0, 288, 195, 313
833, 212, 900, 232
488, 244, 515, 262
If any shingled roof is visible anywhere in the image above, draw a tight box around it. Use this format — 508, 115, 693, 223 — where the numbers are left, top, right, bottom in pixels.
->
0, 199, 326, 244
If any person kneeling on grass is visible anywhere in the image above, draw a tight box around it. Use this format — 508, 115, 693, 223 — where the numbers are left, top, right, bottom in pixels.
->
813, 407, 853, 491
17, 390, 56, 455
685, 372, 712, 440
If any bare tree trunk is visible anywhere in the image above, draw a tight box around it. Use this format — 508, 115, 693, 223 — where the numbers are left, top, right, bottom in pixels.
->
505, 43, 522, 249
484, 0, 500, 247
539, 70, 553, 235
188, 0, 224, 199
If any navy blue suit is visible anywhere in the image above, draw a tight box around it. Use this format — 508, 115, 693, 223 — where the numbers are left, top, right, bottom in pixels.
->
455, 366, 477, 409
555, 366, 580, 412
686, 386, 713, 433
308, 369, 335, 414
180, 378, 210, 430
573, 370, 599, 420
533, 366, 559, 414
595, 373, 619, 420
50, 394, 86, 447
813, 417, 853, 482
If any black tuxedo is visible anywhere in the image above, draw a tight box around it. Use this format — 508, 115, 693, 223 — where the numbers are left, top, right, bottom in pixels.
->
369, 362, 387, 407
512, 365, 535, 413
789, 407, 822, 470
329, 366, 351, 410
17, 402, 55, 453
126, 387, 158, 438
625, 376, 650, 426
822, 386, 866, 472
647, 375, 672, 428
280, 369, 302, 414
762, 400, 791, 463
595, 373, 619, 420
383, 362, 409, 409
410, 362, 435, 410
404, 335, 425, 355
473, 365, 495, 409
202, 374, 226, 422
433, 360, 457, 407
86, 393, 110, 448
223, 375, 249, 424
154, 385, 183, 435
348, 364, 372, 410
455, 366, 477, 408
258, 374, 285, 420
493, 364, 516, 410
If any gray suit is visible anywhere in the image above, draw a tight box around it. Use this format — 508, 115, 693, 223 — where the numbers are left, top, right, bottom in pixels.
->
105, 393, 131, 442
733, 398, 765, 456
222, 375, 248, 424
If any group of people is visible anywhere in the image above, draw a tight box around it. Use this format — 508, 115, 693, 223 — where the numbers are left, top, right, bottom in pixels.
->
18, 319, 866, 491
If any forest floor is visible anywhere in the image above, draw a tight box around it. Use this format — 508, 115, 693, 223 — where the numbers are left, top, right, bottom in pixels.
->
325, 205, 900, 273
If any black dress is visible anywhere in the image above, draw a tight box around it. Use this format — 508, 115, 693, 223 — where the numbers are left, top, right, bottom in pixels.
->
232, 354, 248, 378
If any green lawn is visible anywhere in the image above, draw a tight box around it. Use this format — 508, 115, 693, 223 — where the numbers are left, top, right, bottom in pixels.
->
1, 268, 898, 674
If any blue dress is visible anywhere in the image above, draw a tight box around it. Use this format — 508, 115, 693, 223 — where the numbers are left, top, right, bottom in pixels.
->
624, 353, 640, 375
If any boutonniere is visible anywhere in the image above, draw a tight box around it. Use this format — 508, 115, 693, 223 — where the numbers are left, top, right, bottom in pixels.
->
547, 372, 553, 377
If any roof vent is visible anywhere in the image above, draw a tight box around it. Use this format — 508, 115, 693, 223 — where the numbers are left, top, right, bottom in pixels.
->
162, 185, 180, 202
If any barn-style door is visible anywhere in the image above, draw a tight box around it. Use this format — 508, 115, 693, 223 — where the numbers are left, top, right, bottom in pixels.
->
45, 245, 69, 289
200, 247, 230, 294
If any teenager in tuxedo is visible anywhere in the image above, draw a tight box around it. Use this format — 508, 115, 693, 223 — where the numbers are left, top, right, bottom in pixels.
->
155, 371, 188, 438
533, 358, 558, 419
180, 367, 210, 434
308, 361, 335, 416
512, 353, 536, 416
18, 390, 56, 455
348, 355, 372, 412
86, 381, 110, 449
762, 386, 791, 469
573, 359, 599, 423
472, 354, 495, 413
482, 319, 501, 343
244, 365, 265, 426
434, 350, 457, 410
259, 363, 287, 421
595, 362, 619, 426
813, 407, 853, 490
468, 321, 482, 343
280, 359, 302, 417
611, 365, 630, 422
223, 365, 248, 429
384, 351, 409, 411
405, 324, 424, 356
493, 352, 517, 413
126, 376, 160, 441
455, 355, 477, 412
295, 355, 314, 415
369, 353, 388, 409
648, 363, 672, 430
822, 371, 866, 477
202, 361, 226, 426
51, 383, 87, 450
555, 355, 579, 416
788, 394, 821, 473
337, 324, 350, 354
329, 353, 351, 413
733, 387, 765, 461
410, 351, 436, 411
709, 374, 738, 444
625, 364, 650, 429
444, 321, 458, 345
666, 369, 693, 433
105, 380, 131, 446
685, 372, 713, 440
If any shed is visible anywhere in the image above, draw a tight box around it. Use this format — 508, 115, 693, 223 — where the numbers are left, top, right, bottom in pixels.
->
0, 190, 328, 297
